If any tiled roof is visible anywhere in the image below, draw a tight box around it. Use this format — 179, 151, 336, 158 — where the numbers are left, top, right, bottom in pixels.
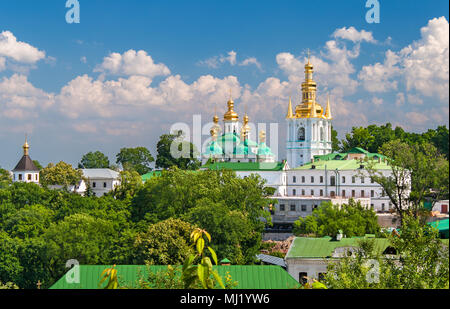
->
12, 155, 39, 172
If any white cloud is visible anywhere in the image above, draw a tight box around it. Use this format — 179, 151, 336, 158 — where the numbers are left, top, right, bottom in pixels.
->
239, 57, 262, 70
0, 74, 54, 119
358, 16, 449, 101
333, 26, 377, 43
0, 31, 46, 64
95, 49, 171, 78
395, 93, 405, 106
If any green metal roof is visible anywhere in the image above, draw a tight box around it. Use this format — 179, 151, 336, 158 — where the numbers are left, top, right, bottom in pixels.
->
49, 265, 300, 289
286, 237, 391, 259
294, 158, 391, 171
141, 171, 162, 182
202, 161, 286, 171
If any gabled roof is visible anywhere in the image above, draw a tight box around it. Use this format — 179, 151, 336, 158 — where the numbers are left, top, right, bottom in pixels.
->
49, 265, 300, 289
256, 254, 286, 268
81, 169, 120, 179
12, 155, 39, 172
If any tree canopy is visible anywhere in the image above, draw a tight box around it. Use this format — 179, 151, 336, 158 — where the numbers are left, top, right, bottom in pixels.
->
39, 161, 83, 189
155, 130, 201, 170
78, 151, 110, 169
116, 147, 154, 175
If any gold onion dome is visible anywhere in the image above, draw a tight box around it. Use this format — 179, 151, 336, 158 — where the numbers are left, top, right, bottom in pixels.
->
224, 97, 239, 121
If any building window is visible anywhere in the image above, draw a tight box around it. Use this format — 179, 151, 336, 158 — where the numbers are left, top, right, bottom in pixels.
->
382, 203, 385, 212
330, 176, 336, 186
352, 190, 355, 198
28, 174, 32, 181
320, 176, 324, 183
371, 178, 375, 184
352, 176, 356, 184
35, 174, 38, 181
320, 189, 323, 196
293, 189, 296, 196
301, 176, 305, 183
342, 176, 346, 183
19, 174, 23, 181
371, 190, 374, 198
310, 189, 314, 196
103, 182, 107, 188
301, 189, 305, 196
290, 205, 296, 211
361, 190, 365, 198
311, 176, 314, 183
293, 176, 297, 183
301, 205, 307, 212
93, 182, 96, 188
342, 190, 346, 197
279, 204, 285, 211
299, 273, 308, 285
361, 177, 365, 184
330, 191, 335, 197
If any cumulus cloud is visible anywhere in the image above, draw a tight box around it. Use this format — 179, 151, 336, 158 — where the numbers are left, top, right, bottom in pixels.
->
0, 74, 54, 119
359, 16, 449, 101
239, 57, 262, 70
94, 49, 171, 78
0, 31, 46, 64
333, 26, 377, 43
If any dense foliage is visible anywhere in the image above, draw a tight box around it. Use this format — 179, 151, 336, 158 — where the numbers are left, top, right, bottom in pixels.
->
155, 130, 201, 170
78, 151, 110, 169
116, 147, 155, 175
341, 123, 449, 159
0, 169, 271, 289
324, 216, 449, 289
293, 199, 380, 237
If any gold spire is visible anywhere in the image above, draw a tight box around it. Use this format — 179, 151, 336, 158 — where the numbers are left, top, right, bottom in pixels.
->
210, 128, 218, 141
286, 97, 294, 119
23, 135, 29, 156
241, 112, 251, 137
223, 90, 239, 121
324, 94, 332, 119
294, 53, 324, 118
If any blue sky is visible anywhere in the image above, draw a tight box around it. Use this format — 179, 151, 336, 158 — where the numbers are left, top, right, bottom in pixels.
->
0, 0, 449, 168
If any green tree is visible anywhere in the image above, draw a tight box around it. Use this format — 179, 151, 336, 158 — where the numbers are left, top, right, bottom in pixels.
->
133, 218, 196, 265
0, 168, 12, 186
366, 140, 449, 223
155, 130, 201, 170
111, 170, 143, 203
39, 161, 83, 189
33, 160, 43, 170
331, 126, 340, 152
78, 151, 110, 169
324, 216, 449, 289
116, 147, 154, 175
293, 200, 380, 237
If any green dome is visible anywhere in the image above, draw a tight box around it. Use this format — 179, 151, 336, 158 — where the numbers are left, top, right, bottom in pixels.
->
257, 142, 274, 157
204, 140, 223, 156
233, 143, 249, 155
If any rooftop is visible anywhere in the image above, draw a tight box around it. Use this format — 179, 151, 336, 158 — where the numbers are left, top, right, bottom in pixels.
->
12, 155, 40, 172
50, 265, 300, 289
202, 161, 286, 172
286, 236, 391, 259
81, 169, 120, 179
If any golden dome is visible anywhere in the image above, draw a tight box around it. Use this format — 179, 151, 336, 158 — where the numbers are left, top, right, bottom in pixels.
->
23, 136, 30, 156
224, 98, 239, 122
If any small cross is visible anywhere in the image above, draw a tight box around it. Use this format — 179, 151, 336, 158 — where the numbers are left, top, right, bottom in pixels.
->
37, 280, 42, 289
307, 49, 311, 62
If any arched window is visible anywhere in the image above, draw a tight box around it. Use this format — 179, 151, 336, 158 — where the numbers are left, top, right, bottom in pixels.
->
297, 127, 305, 141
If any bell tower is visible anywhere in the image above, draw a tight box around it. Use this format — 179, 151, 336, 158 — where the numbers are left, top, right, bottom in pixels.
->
286, 53, 333, 168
